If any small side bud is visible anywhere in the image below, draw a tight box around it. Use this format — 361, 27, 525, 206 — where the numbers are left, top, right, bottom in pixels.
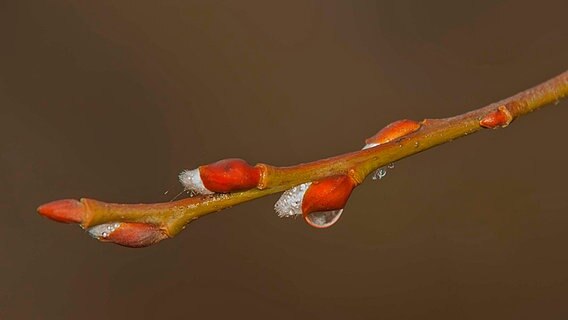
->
37, 199, 85, 224
480, 105, 513, 129
199, 158, 261, 193
364, 119, 421, 149
88, 222, 168, 248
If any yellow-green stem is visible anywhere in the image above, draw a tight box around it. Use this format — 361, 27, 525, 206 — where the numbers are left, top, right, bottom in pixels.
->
80, 70, 568, 237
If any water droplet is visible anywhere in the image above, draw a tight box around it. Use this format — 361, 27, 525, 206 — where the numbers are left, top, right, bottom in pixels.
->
414, 141, 420, 148
102, 232, 108, 238
372, 167, 388, 180
164, 190, 169, 195
304, 209, 343, 228
387, 163, 395, 169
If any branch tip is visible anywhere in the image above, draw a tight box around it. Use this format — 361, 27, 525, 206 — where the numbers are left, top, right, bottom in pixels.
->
37, 199, 85, 224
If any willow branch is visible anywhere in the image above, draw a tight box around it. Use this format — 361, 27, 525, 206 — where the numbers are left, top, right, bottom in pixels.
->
38, 70, 568, 247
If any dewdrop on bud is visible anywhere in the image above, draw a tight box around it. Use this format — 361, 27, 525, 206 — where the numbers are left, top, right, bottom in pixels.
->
304, 209, 344, 229
363, 119, 421, 149
275, 175, 356, 229
88, 222, 168, 248
179, 158, 261, 194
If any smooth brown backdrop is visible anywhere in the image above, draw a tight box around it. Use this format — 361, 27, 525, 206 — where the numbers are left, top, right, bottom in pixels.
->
1, 1, 568, 319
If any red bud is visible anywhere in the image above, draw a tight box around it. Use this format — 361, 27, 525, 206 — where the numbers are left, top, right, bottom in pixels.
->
275, 175, 357, 228
88, 222, 168, 248
300, 175, 356, 229
199, 158, 261, 193
37, 199, 85, 224
365, 119, 421, 147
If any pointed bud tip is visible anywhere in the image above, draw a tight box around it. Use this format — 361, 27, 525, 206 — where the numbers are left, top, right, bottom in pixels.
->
37, 199, 85, 224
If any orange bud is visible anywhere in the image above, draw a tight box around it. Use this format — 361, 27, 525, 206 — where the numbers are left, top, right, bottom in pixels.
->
302, 176, 355, 214
364, 119, 421, 148
480, 105, 513, 129
302, 175, 356, 228
37, 199, 85, 224
199, 158, 261, 193
88, 222, 168, 248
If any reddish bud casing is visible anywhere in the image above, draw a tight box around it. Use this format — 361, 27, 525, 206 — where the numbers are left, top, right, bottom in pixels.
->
199, 158, 261, 193
88, 222, 168, 248
302, 175, 356, 216
37, 199, 85, 224
365, 119, 421, 147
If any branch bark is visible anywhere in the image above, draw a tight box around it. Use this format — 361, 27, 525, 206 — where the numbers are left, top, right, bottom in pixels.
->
38, 70, 568, 247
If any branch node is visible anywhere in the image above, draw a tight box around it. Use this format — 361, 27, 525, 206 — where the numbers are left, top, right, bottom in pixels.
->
255, 163, 273, 189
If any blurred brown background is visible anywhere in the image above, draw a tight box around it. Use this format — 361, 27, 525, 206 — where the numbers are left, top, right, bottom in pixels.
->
1, 0, 568, 319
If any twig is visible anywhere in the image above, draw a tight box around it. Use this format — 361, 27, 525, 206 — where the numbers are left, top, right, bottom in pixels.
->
38, 70, 568, 247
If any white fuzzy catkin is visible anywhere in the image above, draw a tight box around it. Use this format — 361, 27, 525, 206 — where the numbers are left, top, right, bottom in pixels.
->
178, 169, 214, 195
274, 182, 311, 218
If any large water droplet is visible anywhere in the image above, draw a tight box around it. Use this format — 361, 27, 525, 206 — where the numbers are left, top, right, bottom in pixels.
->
304, 209, 343, 228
